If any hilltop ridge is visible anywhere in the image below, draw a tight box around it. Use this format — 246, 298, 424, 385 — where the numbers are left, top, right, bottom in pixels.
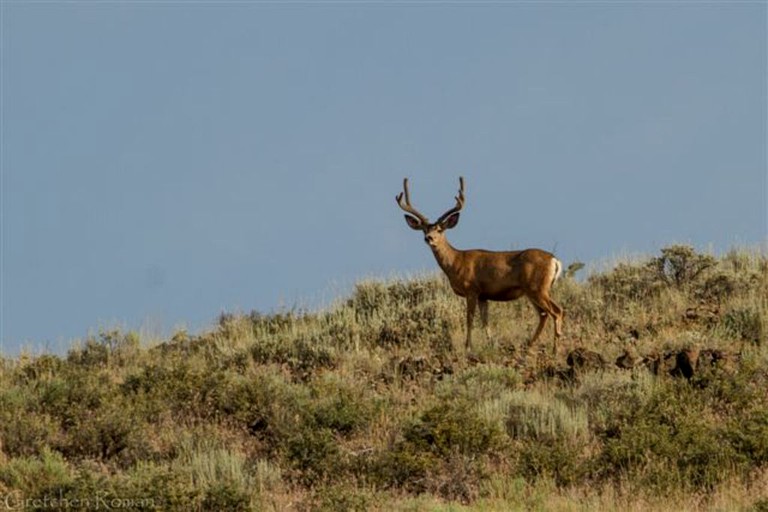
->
1, 245, 767, 511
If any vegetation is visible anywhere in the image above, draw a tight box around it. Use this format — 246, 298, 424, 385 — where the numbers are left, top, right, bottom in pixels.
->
1, 245, 767, 511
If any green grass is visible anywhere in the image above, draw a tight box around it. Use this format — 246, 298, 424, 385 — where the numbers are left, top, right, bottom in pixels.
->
1, 245, 767, 511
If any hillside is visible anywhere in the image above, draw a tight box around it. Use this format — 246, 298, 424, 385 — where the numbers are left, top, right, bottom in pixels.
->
1, 245, 767, 511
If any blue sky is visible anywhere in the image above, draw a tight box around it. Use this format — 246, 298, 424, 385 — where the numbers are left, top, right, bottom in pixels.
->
2, 2, 766, 354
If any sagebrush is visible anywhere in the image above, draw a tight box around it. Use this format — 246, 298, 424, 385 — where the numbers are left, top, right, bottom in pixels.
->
1, 245, 767, 511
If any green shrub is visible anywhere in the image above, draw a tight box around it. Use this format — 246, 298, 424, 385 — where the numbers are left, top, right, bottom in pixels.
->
365, 398, 499, 496
348, 279, 446, 318
348, 278, 459, 351
403, 399, 500, 458
310, 483, 375, 512
598, 381, 747, 492
0, 408, 60, 458
366, 446, 436, 493
725, 409, 768, 466
67, 330, 141, 368
201, 483, 252, 511
697, 271, 742, 303
121, 360, 210, 418
752, 498, 768, 512
651, 245, 716, 288
250, 337, 337, 381
38, 371, 108, 423
310, 376, 376, 436
589, 261, 661, 305
286, 427, 342, 486
171, 439, 257, 509
0, 448, 72, 497
516, 438, 586, 487
248, 310, 305, 336
505, 392, 590, 445
722, 307, 764, 344
202, 369, 308, 455
60, 400, 144, 464
15, 354, 63, 384
67, 338, 110, 367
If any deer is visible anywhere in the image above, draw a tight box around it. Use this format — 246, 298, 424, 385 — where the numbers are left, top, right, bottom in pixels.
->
396, 177, 564, 353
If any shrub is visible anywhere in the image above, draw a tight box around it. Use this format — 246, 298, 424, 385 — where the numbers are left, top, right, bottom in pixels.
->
286, 427, 342, 486
366, 398, 500, 497
597, 381, 747, 492
590, 262, 660, 305
697, 271, 742, 303
516, 438, 587, 487
121, 359, 211, 418
650, 245, 716, 288
248, 310, 300, 335
403, 399, 500, 458
250, 337, 337, 381
722, 307, 764, 344
0, 448, 72, 497
171, 439, 257, 509
201, 483, 253, 511
348, 279, 446, 318
348, 278, 459, 351
310, 483, 375, 512
56, 395, 149, 466
67, 338, 110, 367
196, 368, 308, 456
367, 446, 436, 494
15, 354, 63, 384
725, 409, 768, 466
67, 330, 140, 368
496, 390, 592, 488
505, 391, 590, 445
309, 376, 376, 436
0, 408, 60, 458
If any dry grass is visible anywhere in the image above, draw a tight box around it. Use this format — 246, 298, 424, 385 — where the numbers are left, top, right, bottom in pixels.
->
1, 245, 766, 511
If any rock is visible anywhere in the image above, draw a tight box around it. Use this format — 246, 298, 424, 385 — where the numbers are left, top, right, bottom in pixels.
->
640, 350, 678, 376
615, 348, 642, 370
397, 355, 429, 380
566, 348, 606, 372
670, 348, 700, 379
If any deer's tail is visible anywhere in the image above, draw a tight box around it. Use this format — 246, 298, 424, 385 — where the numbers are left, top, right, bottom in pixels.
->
551, 258, 563, 287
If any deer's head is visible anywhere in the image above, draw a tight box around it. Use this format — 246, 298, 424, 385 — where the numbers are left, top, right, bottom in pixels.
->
396, 177, 464, 248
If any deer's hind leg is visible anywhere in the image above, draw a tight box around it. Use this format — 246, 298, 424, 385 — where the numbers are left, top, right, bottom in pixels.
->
527, 293, 563, 354
528, 302, 549, 346
548, 297, 564, 339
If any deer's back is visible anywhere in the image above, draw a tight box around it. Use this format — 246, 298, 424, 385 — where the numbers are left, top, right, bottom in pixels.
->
461, 248, 557, 300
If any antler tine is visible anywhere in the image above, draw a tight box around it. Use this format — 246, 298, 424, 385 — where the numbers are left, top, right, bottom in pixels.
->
396, 177, 429, 224
436, 176, 466, 224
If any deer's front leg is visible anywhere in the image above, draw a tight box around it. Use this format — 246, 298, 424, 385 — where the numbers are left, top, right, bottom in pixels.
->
465, 295, 478, 351
479, 299, 491, 340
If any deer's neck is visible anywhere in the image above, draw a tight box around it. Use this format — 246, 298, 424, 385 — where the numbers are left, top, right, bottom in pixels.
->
430, 239, 463, 277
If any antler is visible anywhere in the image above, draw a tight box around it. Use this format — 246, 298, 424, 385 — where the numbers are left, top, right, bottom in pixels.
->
436, 176, 465, 225
396, 178, 429, 225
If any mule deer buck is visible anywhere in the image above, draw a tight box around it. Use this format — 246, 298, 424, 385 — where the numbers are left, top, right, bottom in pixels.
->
396, 177, 564, 353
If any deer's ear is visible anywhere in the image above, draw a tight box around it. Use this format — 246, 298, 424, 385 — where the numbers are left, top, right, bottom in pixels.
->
404, 215, 423, 230
441, 212, 460, 230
